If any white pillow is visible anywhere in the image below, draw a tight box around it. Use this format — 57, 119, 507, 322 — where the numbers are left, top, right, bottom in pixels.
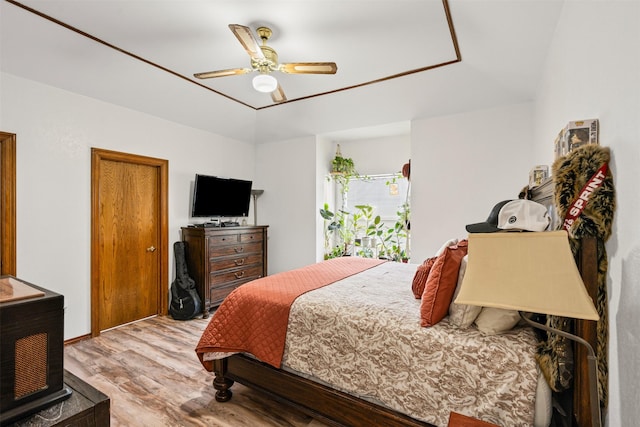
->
448, 256, 482, 328
435, 238, 459, 256
474, 307, 521, 334
534, 368, 553, 427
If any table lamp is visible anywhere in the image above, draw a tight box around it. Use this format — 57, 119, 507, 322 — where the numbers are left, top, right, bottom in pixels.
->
454, 230, 601, 427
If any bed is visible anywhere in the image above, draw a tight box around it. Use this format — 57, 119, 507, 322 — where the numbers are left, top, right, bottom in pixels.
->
194, 180, 600, 427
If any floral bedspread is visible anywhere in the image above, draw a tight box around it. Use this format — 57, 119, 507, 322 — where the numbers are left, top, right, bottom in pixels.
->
281, 262, 539, 427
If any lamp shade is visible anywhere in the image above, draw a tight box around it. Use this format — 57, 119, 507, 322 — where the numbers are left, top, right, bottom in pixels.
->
455, 231, 599, 320
252, 74, 278, 93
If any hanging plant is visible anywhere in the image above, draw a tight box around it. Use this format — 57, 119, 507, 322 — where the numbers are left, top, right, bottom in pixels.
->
331, 155, 356, 175
330, 144, 356, 175
329, 144, 358, 196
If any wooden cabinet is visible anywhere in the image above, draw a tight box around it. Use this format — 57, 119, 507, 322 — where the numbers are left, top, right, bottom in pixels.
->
181, 226, 268, 318
11, 370, 110, 427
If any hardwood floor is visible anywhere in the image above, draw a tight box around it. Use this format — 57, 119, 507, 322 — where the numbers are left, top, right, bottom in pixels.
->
64, 315, 330, 427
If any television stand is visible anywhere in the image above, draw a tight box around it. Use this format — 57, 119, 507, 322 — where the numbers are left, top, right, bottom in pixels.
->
221, 221, 239, 227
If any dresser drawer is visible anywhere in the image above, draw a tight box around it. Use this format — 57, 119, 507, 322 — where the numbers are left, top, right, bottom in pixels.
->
209, 242, 262, 258
209, 265, 264, 286
240, 232, 264, 243
210, 253, 263, 271
208, 233, 240, 246
209, 282, 240, 305
207, 231, 264, 248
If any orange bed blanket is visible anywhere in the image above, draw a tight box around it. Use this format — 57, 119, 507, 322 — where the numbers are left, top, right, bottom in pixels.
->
196, 257, 386, 369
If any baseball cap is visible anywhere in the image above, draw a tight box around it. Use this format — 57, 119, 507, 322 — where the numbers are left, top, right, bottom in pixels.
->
466, 199, 551, 233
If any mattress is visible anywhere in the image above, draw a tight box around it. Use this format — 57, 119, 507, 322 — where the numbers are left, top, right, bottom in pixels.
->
281, 262, 551, 427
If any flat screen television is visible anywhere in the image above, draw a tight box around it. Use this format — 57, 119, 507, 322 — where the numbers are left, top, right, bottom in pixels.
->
191, 174, 252, 218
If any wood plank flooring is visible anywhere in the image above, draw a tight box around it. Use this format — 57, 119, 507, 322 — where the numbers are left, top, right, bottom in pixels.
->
64, 315, 330, 427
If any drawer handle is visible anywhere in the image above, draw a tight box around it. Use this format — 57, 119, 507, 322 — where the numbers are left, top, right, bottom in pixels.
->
234, 259, 245, 266
234, 271, 245, 279
234, 246, 244, 253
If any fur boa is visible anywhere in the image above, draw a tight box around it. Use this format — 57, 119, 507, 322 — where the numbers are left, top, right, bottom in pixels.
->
536, 144, 615, 409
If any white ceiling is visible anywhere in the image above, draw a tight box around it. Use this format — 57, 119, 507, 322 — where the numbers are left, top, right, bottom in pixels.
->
0, 0, 564, 143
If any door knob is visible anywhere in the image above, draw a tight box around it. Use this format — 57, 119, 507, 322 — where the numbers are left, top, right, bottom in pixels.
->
146, 246, 156, 252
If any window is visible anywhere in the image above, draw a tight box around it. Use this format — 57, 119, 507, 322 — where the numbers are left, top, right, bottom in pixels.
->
342, 173, 409, 220
327, 173, 410, 261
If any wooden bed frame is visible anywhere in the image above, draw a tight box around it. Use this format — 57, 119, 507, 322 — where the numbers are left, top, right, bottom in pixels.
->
212, 179, 600, 427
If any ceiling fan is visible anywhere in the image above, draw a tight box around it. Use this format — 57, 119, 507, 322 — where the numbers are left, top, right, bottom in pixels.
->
194, 24, 338, 103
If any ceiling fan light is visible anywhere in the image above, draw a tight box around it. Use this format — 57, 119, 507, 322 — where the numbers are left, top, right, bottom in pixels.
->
252, 74, 278, 93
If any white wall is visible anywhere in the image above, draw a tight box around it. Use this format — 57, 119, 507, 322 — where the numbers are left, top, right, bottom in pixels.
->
1, 73, 256, 340
299, 104, 532, 265
333, 134, 410, 177
316, 136, 335, 262
532, 2, 640, 426
410, 102, 534, 261
254, 136, 318, 274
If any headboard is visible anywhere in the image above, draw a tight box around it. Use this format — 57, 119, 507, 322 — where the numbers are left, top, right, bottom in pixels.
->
531, 177, 599, 427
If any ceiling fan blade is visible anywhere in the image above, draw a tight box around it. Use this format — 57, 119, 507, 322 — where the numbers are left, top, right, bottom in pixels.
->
229, 24, 265, 60
193, 68, 252, 79
280, 62, 337, 74
271, 84, 287, 103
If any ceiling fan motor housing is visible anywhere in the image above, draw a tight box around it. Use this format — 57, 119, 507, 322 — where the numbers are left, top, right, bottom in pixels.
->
253, 45, 279, 72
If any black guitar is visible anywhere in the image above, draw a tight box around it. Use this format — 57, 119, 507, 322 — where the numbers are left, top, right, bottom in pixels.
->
169, 241, 202, 320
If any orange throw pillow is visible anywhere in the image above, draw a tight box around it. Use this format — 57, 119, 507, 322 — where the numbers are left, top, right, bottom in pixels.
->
420, 240, 468, 327
412, 257, 437, 299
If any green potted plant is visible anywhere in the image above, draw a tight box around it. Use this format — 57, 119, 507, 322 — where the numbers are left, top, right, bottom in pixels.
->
329, 145, 357, 195
331, 155, 356, 175
330, 144, 356, 174
320, 203, 343, 259
352, 205, 373, 257
320, 204, 360, 258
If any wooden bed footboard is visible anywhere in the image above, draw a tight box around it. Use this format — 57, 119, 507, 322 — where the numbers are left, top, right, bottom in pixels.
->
213, 355, 435, 427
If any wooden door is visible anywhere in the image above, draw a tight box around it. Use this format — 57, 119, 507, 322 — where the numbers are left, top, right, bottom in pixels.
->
91, 149, 168, 335
0, 132, 16, 276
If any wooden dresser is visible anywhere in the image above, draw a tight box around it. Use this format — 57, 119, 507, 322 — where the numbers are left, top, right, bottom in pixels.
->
181, 225, 268, 318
